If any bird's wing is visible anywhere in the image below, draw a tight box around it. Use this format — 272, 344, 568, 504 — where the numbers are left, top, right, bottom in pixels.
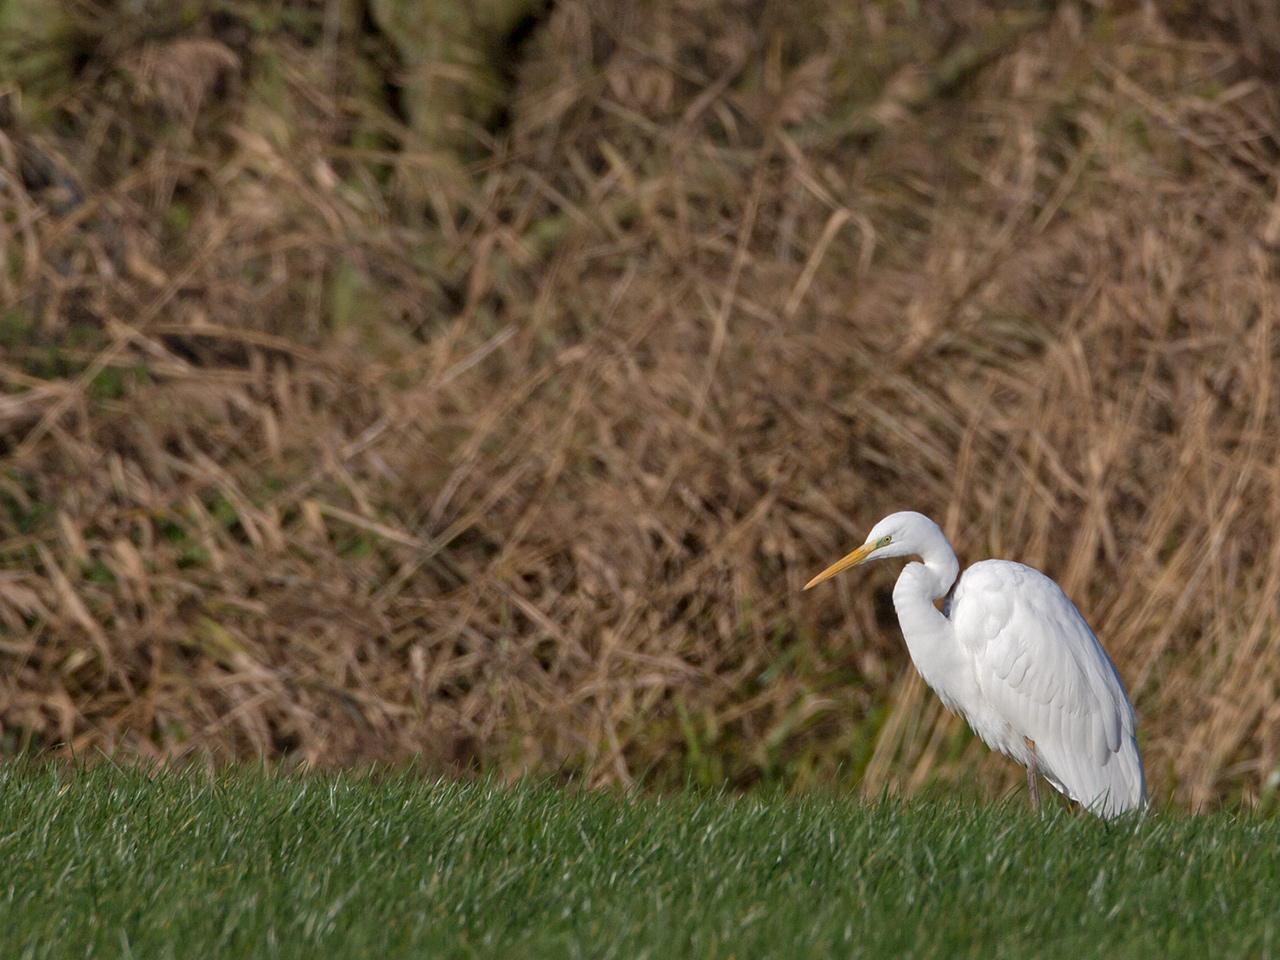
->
949, 560, 1146, 817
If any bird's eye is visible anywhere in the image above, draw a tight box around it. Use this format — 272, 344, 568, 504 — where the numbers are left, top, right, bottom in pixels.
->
877, 535, 892, 547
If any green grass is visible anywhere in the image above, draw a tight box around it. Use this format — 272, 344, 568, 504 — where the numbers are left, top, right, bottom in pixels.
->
0, 765, 1276, 959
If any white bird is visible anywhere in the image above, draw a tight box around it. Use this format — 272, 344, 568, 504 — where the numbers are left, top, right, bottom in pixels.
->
804, 510, 1146, 819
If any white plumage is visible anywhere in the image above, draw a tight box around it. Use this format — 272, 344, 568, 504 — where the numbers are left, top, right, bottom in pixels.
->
805, 510, 1146, 818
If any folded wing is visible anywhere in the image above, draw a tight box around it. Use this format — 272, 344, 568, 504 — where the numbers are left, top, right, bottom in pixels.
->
949, 560, 1146, 818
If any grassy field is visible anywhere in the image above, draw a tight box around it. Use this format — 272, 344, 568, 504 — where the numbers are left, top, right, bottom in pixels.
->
1, 766, 1276, 959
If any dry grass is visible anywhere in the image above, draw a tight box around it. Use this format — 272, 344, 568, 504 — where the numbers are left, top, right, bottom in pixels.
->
1, 0, 1279, 810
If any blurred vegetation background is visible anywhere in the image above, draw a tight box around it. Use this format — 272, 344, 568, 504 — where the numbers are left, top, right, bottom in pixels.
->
1, 0, 1278, 811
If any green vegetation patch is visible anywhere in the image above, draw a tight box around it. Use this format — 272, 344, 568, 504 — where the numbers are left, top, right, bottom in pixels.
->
0, 766, 1275, 958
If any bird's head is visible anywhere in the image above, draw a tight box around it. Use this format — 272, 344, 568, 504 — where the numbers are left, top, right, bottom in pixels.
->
803, 510, 945, 590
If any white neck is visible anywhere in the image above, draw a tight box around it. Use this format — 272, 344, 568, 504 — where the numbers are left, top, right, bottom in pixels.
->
890, 534, 962, 701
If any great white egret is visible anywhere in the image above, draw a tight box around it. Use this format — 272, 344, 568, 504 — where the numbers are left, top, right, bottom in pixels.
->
804, 510, 1146, 818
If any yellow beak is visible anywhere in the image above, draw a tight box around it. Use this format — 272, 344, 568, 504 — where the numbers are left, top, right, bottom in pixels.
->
803, 542, 877, 590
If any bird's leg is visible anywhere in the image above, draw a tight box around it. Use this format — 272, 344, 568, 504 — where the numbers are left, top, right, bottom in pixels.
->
1024, 737, 1041, 811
